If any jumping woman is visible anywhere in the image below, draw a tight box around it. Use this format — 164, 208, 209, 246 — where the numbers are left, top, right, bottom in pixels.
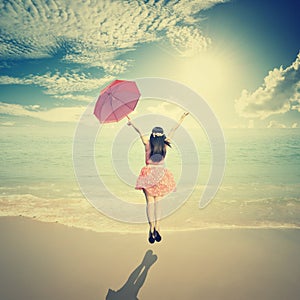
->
127, 112, 189, 244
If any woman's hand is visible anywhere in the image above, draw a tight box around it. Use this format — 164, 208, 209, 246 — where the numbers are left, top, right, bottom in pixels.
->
181, 112, 189, 120
127, 118, 147, 145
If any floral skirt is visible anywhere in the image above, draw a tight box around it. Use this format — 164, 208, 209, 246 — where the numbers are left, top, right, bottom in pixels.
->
135, 165, 176, 197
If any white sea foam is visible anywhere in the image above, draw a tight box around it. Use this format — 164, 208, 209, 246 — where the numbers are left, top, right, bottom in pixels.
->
1, 192, 300, 233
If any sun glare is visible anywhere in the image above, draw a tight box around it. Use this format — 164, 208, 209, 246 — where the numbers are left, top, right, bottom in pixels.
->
178, 52, 237, 98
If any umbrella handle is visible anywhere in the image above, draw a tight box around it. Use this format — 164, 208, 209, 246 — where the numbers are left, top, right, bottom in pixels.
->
126, 115, 131, 120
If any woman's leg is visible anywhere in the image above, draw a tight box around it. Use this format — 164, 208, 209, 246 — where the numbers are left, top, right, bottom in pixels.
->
154, 196, 161, 232
143, 189, 155, 233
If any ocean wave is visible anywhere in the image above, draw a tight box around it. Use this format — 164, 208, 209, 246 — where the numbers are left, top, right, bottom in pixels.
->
1, 193, 300, 233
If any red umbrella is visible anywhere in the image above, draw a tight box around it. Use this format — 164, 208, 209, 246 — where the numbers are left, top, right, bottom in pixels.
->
94, 79, 140, 123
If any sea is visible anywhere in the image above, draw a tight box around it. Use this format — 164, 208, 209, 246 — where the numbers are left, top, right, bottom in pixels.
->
1, 125, 300, 233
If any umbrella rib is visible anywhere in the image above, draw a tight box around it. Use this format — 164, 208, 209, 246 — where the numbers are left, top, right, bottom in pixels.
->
112, 94, 136, 110
109, 94, 119, 121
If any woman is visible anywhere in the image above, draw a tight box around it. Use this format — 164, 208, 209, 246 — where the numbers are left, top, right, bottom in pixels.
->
127, 112, 189, 243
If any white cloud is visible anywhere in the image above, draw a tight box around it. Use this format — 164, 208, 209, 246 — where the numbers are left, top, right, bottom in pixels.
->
171, 0, 228, 20
145, 101, 184, 119
0, 121, 15, 126
138, 101, 198, 129
291, 103, 300, 112
266, 120, 299, 129
267, 120, 287, 128
0, 72, 113, 95
0, 0, 225, 72
52, 94, 95, 102
166, 25, 211, 57
0, 102, 85, 122
235, 52, 300, 119
0, 76, 30, 85
25, 104, 40, 111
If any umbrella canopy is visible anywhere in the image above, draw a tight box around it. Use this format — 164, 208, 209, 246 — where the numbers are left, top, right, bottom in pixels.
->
94, 79, 140, 123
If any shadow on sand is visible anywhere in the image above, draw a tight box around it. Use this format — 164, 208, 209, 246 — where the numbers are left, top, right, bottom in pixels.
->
105, 249, 157, 300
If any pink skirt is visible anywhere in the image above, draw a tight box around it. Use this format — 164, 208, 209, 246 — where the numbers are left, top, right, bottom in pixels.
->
135, 165, 176, 197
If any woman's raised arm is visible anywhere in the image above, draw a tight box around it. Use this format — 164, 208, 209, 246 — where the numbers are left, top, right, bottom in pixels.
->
167, 112, 189, 140
127, 117, 148, 145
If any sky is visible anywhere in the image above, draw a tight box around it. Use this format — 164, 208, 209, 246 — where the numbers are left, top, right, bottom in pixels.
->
0, 0, 299, 130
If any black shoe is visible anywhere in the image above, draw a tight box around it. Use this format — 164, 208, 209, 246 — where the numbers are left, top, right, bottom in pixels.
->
148, 230, 155, 244
154, 228, 162, 242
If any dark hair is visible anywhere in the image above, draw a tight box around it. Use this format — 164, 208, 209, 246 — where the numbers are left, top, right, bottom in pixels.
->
149, 127, 171, 162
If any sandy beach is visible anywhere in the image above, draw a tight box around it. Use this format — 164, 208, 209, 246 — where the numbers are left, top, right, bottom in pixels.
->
0, 217, 299, 300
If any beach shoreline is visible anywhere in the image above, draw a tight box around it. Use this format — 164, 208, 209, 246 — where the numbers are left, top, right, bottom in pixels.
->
1, 216, 300, 300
